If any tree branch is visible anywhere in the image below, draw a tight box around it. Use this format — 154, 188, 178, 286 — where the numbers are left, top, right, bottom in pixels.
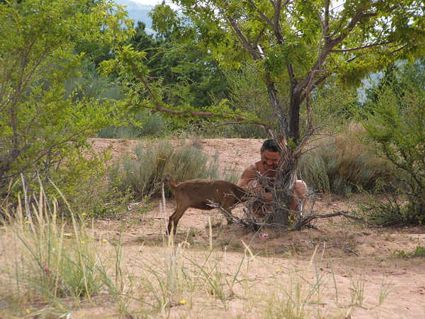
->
292, 210, 364, 230
330, 41, 391, 52
329, 11, 377, 48
319, 0, 331, 43
247, 0, 274, 29
296, 6, 378, 105
225, 15, 262, 60
138, 73, 267, 127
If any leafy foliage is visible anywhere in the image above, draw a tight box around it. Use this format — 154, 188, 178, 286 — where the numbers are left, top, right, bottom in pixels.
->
174, 0, 424, 140
131, 5, 230, 109
98, 110, 170, 138
362, 60, 425, 225
0, 0, 133, 194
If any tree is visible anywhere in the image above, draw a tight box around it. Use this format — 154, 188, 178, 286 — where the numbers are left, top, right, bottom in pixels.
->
103, 6, 264, 131
0, 0, 133, 192
175, 0, 424, 140
131, 4, 230, 108
105, 0, 423, 227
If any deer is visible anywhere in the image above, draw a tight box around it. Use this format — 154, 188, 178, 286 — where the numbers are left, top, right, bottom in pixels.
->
163, 175, 249, 235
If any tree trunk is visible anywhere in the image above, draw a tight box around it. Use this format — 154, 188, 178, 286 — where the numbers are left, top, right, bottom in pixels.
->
264, 72, 288, 135
263, 72, 300, 227
289, 86, 302, 142
267, 147, 297, 227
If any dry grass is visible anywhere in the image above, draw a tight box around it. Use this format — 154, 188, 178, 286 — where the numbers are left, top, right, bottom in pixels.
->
299, 124, 394, 195
0, 184, 397, 319
109, 140, 220, 200
0, 182, 124, 317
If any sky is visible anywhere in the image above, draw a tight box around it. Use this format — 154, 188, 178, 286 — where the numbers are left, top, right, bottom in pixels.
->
129, 0, 169, 5
126, 0, 179, 10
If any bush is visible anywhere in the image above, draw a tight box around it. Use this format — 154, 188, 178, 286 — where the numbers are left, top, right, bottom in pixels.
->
394, 246, 425, 258
4, 148, 127, 219
109, 140, 220, 199
299, 125, 394, 195
362, 61, 425, 225
359, 191, 421, 226
0, 0, 131, 194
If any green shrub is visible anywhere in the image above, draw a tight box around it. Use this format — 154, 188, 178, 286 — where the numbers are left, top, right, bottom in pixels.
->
299, 126, 394, 195
5, 148, 127, 219
0, 0, 131, 195
109, 140, 219, 199
358, 191, 422, 226
362, 61, 425, 225
394, 246, 425, 258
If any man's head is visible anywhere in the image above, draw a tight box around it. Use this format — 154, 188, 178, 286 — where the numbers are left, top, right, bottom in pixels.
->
260, 139, 281, 171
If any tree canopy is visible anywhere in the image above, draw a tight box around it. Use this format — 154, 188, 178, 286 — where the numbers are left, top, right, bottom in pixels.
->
0, 0, 132, 190
174, 0, 424, 140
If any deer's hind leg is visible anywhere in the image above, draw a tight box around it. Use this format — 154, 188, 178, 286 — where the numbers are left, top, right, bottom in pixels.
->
167, 204, 189, 235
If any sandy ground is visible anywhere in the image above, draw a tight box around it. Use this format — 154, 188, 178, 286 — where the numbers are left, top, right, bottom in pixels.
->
1, 138, 425, 319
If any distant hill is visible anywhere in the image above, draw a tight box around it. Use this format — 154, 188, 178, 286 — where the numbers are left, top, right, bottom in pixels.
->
115, 0, 154, 31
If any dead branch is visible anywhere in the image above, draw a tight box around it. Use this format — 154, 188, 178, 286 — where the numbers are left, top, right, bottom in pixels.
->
207, 200, 259, 230
292, 210, 364, 231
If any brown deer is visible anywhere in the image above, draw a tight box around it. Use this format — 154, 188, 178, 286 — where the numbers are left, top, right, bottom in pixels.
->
164, 175, 249, 234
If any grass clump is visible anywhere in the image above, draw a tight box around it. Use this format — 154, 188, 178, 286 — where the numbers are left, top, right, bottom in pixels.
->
109, 140, 219, 199
393, 246, 425, 258
299, 125, 394, 195
0, 183, 123, 316
358, 191, 423, 227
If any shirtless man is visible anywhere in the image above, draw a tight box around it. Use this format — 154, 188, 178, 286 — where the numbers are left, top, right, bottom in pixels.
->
238, 139, 307, 215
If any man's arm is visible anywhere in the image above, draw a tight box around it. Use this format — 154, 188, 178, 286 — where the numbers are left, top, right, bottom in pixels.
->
238, 165, 257, 189
238, 165, 273, 202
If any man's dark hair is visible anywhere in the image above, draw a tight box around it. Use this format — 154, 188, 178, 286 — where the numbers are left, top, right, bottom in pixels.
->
261, 139, 281, 153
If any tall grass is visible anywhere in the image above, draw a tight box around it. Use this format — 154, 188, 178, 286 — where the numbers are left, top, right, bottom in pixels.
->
0, 200, 392, 318
0, 183, 123, 316
0, 184, 392, 318
109, 140, 220, 199
125, 224, 251, 316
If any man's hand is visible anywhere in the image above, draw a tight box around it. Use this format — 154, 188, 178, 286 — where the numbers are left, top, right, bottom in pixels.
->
246, 180, 273, 202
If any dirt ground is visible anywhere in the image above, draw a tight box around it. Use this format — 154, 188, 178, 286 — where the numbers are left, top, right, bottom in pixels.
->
84, 138, 425, 318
